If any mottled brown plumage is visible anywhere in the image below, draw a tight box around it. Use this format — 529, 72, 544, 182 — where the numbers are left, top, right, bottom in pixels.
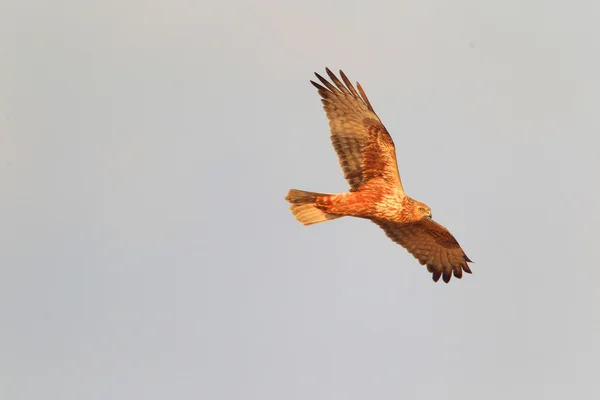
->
285, 68, 472, 283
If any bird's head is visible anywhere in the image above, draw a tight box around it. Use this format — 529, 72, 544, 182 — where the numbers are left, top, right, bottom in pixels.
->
414, 201, 432, 219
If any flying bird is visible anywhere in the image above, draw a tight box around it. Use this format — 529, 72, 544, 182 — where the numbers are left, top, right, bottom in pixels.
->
285, 68, 473, 283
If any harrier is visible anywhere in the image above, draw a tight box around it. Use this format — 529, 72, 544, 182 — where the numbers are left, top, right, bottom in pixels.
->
285, 68, 473, 283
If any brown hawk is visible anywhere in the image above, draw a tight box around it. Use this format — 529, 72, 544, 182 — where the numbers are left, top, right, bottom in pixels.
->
285, 68, 473, 283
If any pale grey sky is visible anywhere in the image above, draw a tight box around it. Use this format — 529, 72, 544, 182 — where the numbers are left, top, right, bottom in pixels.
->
1, 0, 599, 399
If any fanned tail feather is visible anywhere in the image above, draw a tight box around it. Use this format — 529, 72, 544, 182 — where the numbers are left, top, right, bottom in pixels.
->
285, 189, 341, 226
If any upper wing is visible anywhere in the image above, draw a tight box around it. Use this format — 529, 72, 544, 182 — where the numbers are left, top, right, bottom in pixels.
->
311, 68, 404, 194
374, 218, 473, 283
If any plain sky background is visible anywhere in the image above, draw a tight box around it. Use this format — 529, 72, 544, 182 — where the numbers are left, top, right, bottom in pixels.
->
1, 0, 600, 399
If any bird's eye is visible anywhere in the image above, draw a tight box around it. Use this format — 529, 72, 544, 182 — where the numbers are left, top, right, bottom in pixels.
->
418, 207, 424, 212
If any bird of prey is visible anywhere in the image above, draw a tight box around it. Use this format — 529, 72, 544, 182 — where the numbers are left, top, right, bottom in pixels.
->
285, 68, 473, 283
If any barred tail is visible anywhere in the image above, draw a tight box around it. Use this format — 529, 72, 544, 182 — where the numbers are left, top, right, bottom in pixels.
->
285, 189, 341, 226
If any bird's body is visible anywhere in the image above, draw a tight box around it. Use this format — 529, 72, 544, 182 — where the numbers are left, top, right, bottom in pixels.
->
306, 183, 406, 221
285, 68, 472, 283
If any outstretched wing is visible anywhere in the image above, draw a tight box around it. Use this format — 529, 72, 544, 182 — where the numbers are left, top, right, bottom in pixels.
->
374, 218, 473, 283
311, 68, 404, 194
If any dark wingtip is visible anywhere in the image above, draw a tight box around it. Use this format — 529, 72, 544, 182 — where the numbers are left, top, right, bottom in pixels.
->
442, 272, 451, 283
453, 269, 463, 279
463, 264, 473, 274
312, 73, 324, 88
432, 271, 442, 282
310, 80, 326, 91
325, 68, 341, 86
314, 72, 328, 85
325, 68, 338, 81
314, 71, 341, 94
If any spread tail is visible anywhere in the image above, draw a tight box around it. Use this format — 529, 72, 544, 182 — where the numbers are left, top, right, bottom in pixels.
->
285, 189, 341, 226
